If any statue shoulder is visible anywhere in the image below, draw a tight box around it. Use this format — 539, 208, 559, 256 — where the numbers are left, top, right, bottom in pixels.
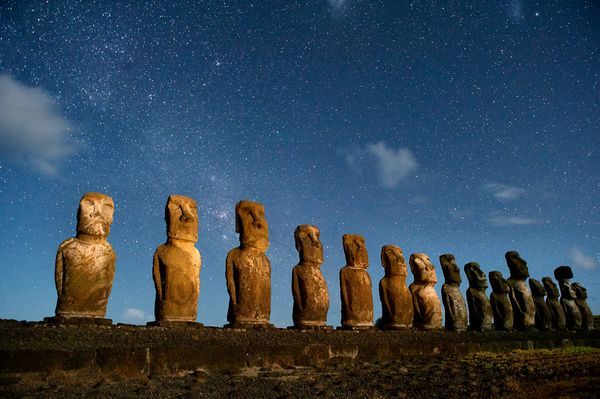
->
57, 237, 77, 251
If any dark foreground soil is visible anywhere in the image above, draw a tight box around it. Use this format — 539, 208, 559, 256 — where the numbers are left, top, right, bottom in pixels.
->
2, 347, 599, 399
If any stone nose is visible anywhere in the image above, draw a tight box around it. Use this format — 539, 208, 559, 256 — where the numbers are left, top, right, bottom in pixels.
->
180, 207, 193, 223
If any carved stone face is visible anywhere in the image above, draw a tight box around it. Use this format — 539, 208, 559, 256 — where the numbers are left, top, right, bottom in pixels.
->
235, 200, 269, 250
464, 262, 487, 289
381, 245, 407, 277
572, 282, 588, 299
440, 254, 461, 285
295, 224, 323, 264
505, 251, 529, 279
489, 271, 509, 293
342, 234, 368, 268
542, 277, 560, 298
528, 278, 546, 297
409, 253, 437, 284
76, 192, 114, 239
165, 195, 198, 242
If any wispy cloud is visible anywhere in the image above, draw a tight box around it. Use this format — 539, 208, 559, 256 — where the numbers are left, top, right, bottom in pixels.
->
364, 141, 418, 189
483, 183, 526, 200
569, 247, 598, 270
487, 215, 542, 226
327, 0, 350, 17
0, 74, 80, 175
122, 308, 151, 323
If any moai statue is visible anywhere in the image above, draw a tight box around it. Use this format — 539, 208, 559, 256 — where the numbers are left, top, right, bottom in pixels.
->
528, 278, 552, 330
489, 271, 513, 331
378, 245, 413, 330
505, 251, 536, 331
572, 282, 594, 331
225, 200, 272, 328
339, 234, 374, 329
49, 192, 116, 324
542, 277, 566, 330
464, 262, 493, 331
440, 254, 467, 332
291, 224, 330, 329
409, 253, 442, 330
554, 266, 582, 331
152, 195, 201, 325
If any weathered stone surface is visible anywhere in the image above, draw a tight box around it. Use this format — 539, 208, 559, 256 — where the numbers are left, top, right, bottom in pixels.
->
465, 262, 493, 331
572, 282, 594, 331
505, 251, 536, 331
554, 266, 582, 331
542, 277, 566, 331
340, 234, 373, 329
378, 245, 413, 330
291, 225, 330, 329
409, 253, 442, 330
226, 200, 272, 328
489, 271, 513, 331
529, 278, 552, 331
152, 195, 201, 323
53, 192, 116, 320
440, 254, 467, 332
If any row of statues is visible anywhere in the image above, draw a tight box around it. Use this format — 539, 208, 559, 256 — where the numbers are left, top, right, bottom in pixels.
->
49, 193, 594, 332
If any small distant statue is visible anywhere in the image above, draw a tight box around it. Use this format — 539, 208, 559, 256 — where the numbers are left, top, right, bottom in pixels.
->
554, 266, 582, 331
464, 262, 493, 331
378, 245, 413, 330
528, 278, 552, 330
339, 234, 374, 329
152, 195, 201, 325
225, 200, 272, 328
409, 253, 442, 330
489, 271, 513, 331
440, 254, 467, 332
572, 282, 594, 331
291, 225, 330, 329
51, 192, 116, 324
542, 277, 566, 330
505, 251, 536, 330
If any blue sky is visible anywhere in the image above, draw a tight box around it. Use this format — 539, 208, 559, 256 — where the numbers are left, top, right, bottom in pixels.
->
0, 0, 598, 326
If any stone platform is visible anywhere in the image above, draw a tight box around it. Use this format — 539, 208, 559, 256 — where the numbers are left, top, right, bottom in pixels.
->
0, 319, 599, 378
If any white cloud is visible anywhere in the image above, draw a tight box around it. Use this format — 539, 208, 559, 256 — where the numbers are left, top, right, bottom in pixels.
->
0, 74, 79, 175
487, 215, 542, 226
569, 247, 598, 270
483, 183, 526, 200
366, 141, 418, 189
122, 308, 150, 323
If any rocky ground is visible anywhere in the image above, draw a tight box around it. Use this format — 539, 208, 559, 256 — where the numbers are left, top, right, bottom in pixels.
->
2, 347, 599, 398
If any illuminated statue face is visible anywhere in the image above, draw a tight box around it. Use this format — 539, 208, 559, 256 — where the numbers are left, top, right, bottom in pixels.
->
505, 251, 530, 279
236, 200, 269, 250
440, 254, 461, 285
572, 282, 588, 299
76, 192, 114, 239
166, 195, 198, 242
542, 277, 560, 298
295, 224, 323, 264
381, 245, 407, 277
465, 262, 488, 289
342, 234, 368, 268
409, 253, 437, 284
528, 278, 546, 297
489, 271, 509, 293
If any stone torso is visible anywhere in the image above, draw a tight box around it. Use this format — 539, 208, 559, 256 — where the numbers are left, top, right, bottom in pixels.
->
409, 283, 442, 329
340, 267, 373, 326
575, 299, 593, 330
441, 283, 467, 331
546, 297, 566, 330
292, 264, 329, 326
490, 292, 513, 331
507, 278, 535, 330
532, 296, 552, 330
466, 287, 492, 331
379, 276, 413, 328
561, 297, 582, 330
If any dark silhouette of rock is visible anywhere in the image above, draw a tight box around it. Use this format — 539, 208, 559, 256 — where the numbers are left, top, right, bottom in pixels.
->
339, 234, 374, 329
542, 277, 566, 330
505, 251, 536, 331
465, 262, 493, 331
489, 271, 513, 331
572, 282, 594, 331
378, 245, 413, 330
291, 224, 330, 329
409, 253, 442, 330
554, 266, 582, 331
528, 278, 552, 330
440, 254, 467, 331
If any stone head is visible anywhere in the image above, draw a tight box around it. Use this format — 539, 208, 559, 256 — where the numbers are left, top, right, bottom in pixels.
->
342, 234, 368, 268
542, 277, 560, 298
553, 265, 573, 282
76, 192, 114, 239
464, 262, 488, 289
380, 245, 407, 277
440, 254, 461, 285
505, 251, 529, 280
235, 200, 269, 250
554, 266, 577, 299
572, 282, 588, 300
294, 224, 323, 265
165, 195, 198, 242
528, 278, 546, 297
489, 271, 509, 293
409, 253, 437, 284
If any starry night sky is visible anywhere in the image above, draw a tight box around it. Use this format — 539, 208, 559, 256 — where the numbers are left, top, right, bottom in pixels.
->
0, 1, 598, 326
